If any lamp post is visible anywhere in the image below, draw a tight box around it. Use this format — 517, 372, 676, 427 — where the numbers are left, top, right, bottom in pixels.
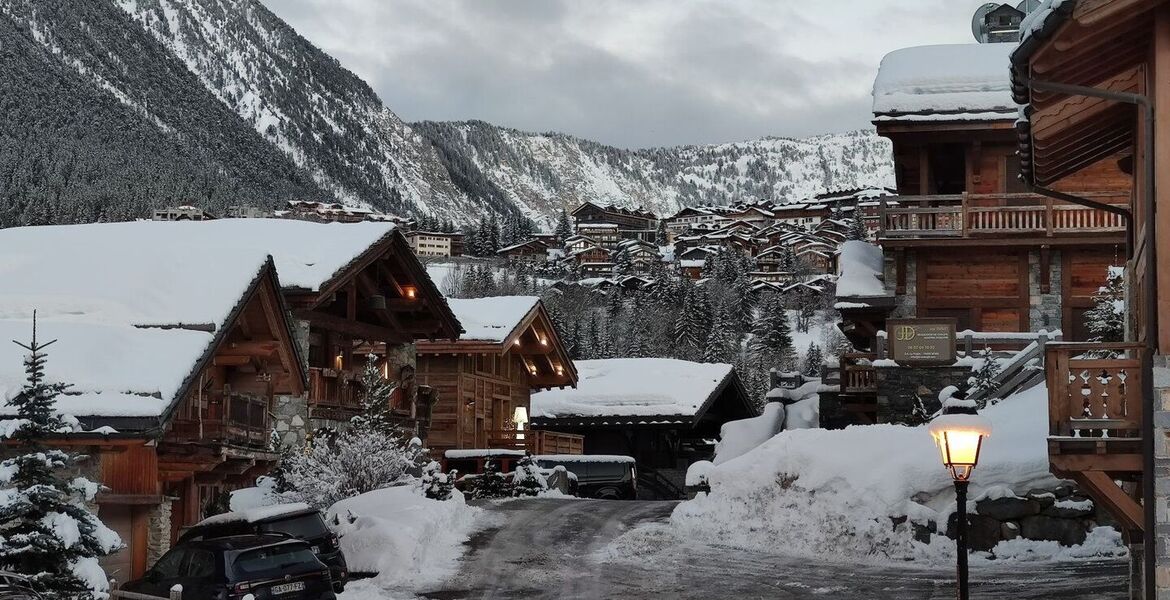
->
928, 400, 991, 600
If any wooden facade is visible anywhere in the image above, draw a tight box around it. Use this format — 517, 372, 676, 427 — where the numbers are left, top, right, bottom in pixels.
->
416, 299, 578, 457
1012, 1, 1170, 584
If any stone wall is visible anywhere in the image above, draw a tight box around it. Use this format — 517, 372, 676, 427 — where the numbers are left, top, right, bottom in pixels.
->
896, 484, 1108, 554
874, 364, 972, 425
883, 250, 917, 319
1029, 249, 1063, 332
272, 394, 308, 448
1152, 359, 1170, 598
147, 501, 172, 566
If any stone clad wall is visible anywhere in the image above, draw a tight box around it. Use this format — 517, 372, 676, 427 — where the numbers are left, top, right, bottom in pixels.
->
883, 250, 917, 319
1153, 360, 1170, 597
874, 364, 971, 425
1029, 249, 1063, 332
272, 318, 312, 447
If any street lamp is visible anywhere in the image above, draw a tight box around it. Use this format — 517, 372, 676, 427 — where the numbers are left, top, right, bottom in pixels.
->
928, 399, 991, 600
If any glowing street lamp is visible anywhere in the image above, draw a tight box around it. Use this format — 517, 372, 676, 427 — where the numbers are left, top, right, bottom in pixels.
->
928, 398, 991, 600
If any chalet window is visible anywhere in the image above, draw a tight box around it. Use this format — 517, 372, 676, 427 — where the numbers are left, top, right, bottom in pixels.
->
929, 144, 966, 194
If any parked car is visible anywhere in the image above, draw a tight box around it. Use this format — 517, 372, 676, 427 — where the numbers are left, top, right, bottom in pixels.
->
180, 503, 348, 592
121, 535, 336, 600
0, 571, 42, 600
534, 455, 637, 499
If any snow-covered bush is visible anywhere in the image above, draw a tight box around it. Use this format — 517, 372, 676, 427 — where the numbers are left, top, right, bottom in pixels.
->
0, 324, 121, 598
279, 428, 426, 509
420, 460, 456, 501
968, 347, 1001, 408
1085, 266, 1125, 354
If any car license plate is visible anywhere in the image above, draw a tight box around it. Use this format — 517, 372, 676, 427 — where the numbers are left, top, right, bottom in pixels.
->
271, 581, 305, 594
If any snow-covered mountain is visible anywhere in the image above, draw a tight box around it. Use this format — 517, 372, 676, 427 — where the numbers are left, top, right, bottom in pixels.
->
415, 121, 894, 227
0, 0, 894, 228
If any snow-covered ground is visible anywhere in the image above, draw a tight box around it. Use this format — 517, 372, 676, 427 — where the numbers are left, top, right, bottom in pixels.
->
665, 384, 1125, 564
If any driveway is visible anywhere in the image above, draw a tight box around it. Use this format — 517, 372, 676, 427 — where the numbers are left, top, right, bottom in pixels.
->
419, 498, 1127, 600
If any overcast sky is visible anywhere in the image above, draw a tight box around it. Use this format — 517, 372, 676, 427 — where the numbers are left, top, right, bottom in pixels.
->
262, 0, 995, 149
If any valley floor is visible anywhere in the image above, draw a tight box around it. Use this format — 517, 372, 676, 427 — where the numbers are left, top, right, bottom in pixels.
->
343, 498, 1127, 600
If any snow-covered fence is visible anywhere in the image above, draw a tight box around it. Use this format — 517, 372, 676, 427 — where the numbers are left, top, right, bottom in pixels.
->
109, 581, 183, 600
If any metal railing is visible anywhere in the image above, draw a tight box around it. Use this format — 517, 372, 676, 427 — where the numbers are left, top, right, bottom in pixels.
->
879, 193, 1127, 239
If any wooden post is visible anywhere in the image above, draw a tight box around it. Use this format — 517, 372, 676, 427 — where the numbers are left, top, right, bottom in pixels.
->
169, 584, 183, 600
876, 333, 886, 360
961, 192, 970, 237
1045, 196, 1054, 237
963, 333, 974, 357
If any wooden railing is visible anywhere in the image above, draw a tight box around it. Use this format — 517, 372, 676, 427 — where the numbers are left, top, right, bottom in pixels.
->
308, 367, 363, 410
879, 193, 1127, 239
841, 353, 877, 393
486, 428, 585, 455
172, 392, 271, 448
1045, 342, 1145, 440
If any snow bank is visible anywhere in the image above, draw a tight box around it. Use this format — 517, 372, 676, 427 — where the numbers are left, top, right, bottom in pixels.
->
872, 44, 1017, 120
713, 403, 785, 465
327, 486, 484, 588
445, 296, 539, 342
532, 358, 733, 419
835, 241, 885, 298
669, 384, 1101, 563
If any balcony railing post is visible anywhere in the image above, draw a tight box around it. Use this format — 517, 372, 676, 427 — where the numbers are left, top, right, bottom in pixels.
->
961, 192, 970, 237
1045, 196, 1054, 237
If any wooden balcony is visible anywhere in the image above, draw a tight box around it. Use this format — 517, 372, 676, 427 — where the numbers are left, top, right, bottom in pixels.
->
879, 193, 1127, 242
840, 353, 877, 394
171, 392, 270, 449
1045, 342, 1145, 532
486, 428, 585, 455
308, 367, 363, 413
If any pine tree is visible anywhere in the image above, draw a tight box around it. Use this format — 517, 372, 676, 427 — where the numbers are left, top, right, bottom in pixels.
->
352, 354, 399, 435
969, 346, 1001, 408
555, 209, 572, 242
420, 460, 456, 501
512, 456, 545, 497
654, 220, 668, 246
848, 215, 867, 241
468, 460, 512, 499
804, 342, 824, 377
0, 317, 121, 598
1085, 266, 1125, 347
703, 303, 736, 363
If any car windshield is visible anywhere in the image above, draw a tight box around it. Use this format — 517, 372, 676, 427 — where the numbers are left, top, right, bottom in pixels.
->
233, 545, 318, 577
257, 514, 329, 540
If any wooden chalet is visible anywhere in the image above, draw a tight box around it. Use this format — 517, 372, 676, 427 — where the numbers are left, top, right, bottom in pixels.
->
415, 297, 580, 458
571, 201, 658, 243
530, 358, 756, 499
1012, 0, 1170, 592
497, 238, 550, 262
0, 222, 308, 582
867, 40, 1129, 339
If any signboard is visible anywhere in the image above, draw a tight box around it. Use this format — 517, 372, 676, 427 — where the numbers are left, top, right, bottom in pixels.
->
887, 318, 957, 365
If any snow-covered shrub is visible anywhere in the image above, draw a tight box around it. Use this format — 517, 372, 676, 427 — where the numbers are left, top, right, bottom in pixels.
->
968, 347, 1001, 408
1084, 265, 1125, 355
511, 456, 546, 497
420, 461, 456, 501
279, 428, 426, 509
0, 323, 121, 598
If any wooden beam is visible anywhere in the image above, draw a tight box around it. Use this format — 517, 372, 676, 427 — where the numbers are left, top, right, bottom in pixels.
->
213, 355, 252, 367
219, 340, 280, 356
1072, 470, 1144, 532
294, 310, 412, 343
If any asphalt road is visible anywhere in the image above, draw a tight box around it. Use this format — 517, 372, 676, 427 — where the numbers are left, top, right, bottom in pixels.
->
421, 498, 1128, 600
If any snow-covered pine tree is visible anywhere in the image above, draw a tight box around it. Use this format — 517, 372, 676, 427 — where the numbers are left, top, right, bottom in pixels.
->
555, 209, 572, 243
612, 249, 632, 277
804, 342, 824, 377
969, 346, 1001, 408
1085, 266, 1125, 349
511, 456, 546, 497
468, 460, 511, 499
352, 354, 399, 435
654, 220, 668, 246
703, 303, 736, 363
848, 215, 866, 240
0, 318, 120, 598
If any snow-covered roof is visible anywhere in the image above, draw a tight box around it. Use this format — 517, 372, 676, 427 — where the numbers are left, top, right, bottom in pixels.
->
0, 221, 280, 419
533, 454, 636, 464
835, 240, 887, 298
445, 296, 540, 342
872, 44, 1018, 122
531, 358, 737, 420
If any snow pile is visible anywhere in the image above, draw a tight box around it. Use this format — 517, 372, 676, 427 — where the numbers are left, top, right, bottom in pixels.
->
784, 396, 820, 430
445, 296, 539, 342
835, 241, 885, 298
669, 384, 1116, 563
873, 44, 1017, 121
713, 403, 785, 465
532, 358, 733, 419
326, 486, 483, 588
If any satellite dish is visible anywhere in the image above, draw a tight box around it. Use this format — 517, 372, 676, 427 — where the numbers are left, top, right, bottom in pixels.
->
1016, 0, 1043, 14
971, 2, 1001, 42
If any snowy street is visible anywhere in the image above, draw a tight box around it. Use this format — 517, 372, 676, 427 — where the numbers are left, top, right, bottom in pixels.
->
412, 498, 1126, 600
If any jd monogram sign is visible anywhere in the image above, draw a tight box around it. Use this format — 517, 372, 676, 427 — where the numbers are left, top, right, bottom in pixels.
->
887, 318, 957, 365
